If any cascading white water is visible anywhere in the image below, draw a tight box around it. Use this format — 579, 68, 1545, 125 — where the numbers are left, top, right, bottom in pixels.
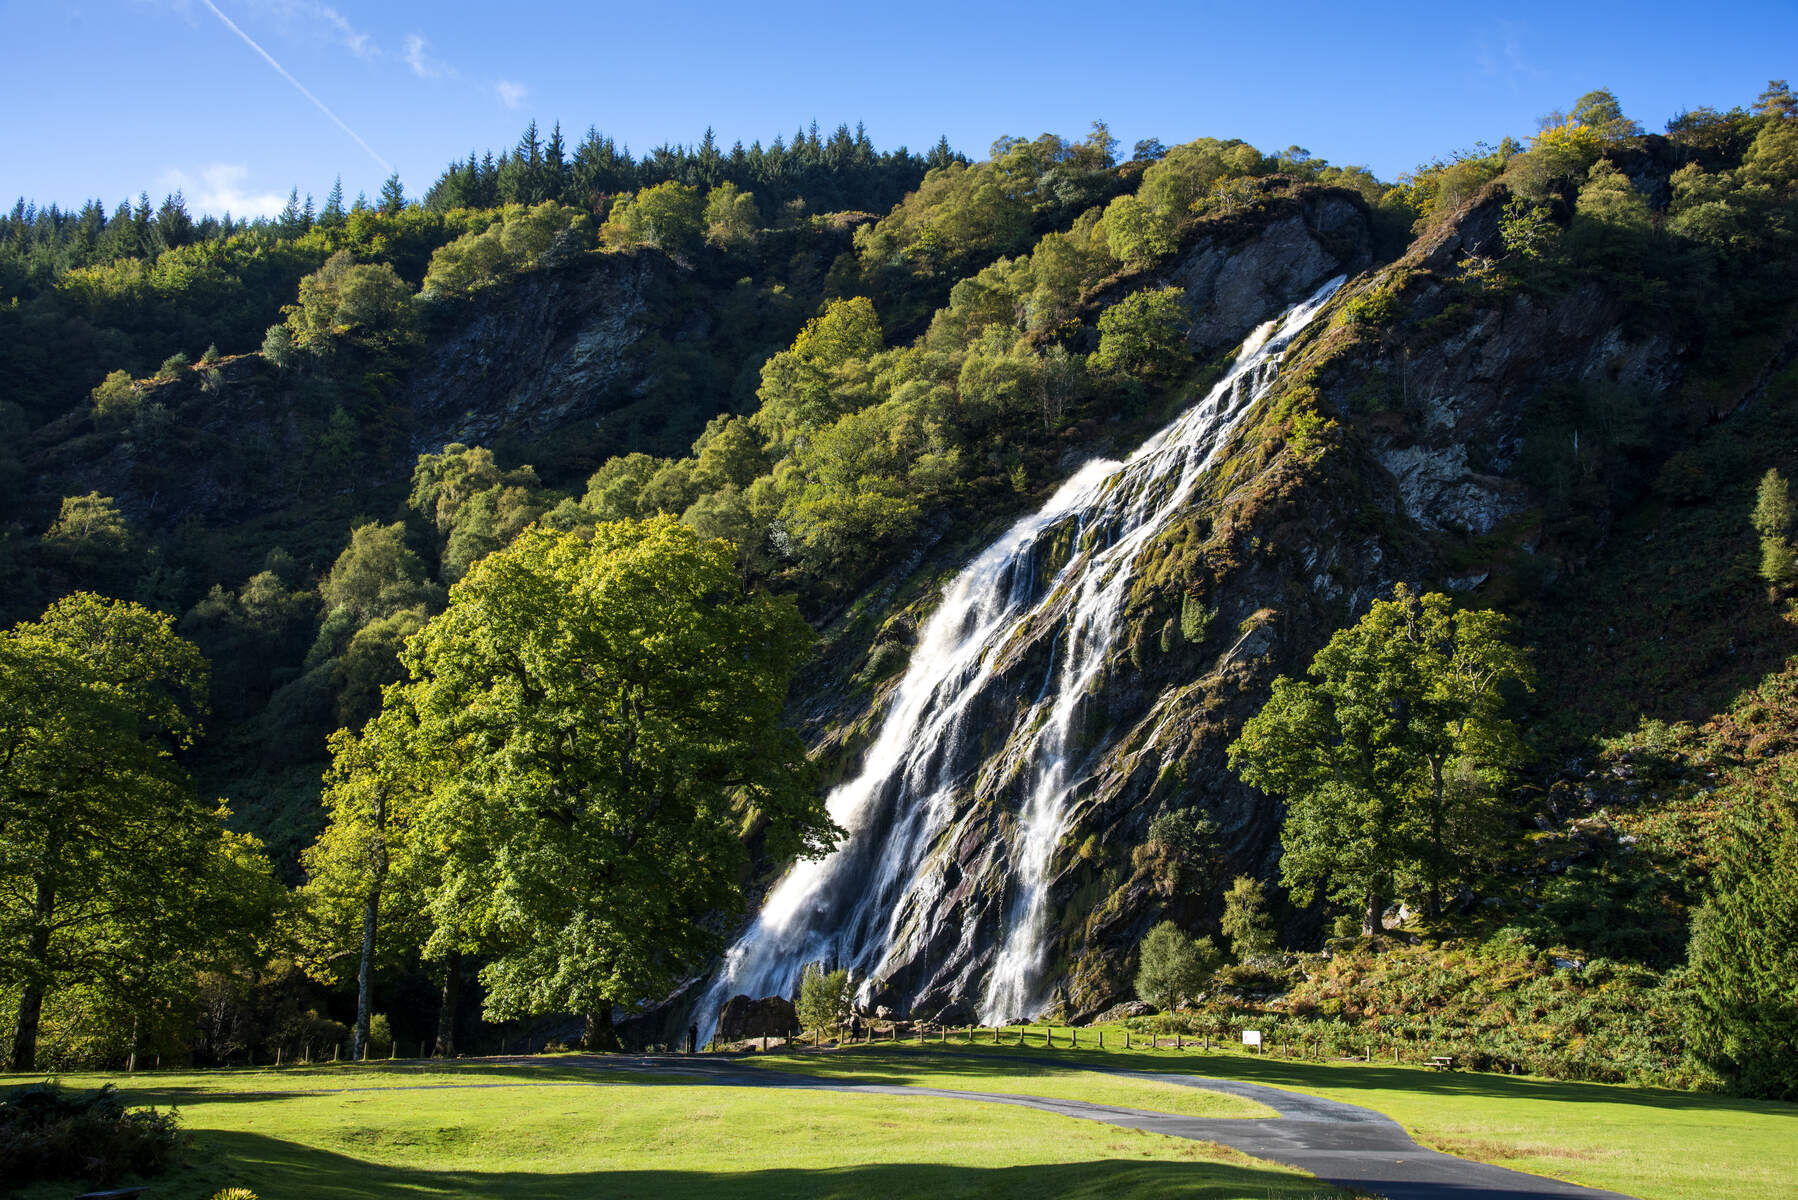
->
697, 276, 1343, 1041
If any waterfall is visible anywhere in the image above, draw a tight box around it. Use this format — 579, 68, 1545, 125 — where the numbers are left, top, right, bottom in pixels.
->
697, 276, 1343, 1041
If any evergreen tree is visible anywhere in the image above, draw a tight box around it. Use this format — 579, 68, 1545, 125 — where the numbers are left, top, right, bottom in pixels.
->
1219, 875, 1278, 960
378, 174, 406, 215
1752, 468, 1797, 593
321, 176, 346, 228
1685, 766, 1798, 1099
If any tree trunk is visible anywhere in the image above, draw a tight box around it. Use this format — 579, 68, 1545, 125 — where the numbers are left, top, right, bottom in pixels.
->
1426, 756, 1445, 920
1362, 885, 1385, 939
10, 979, 44, 1073
582, 1004, 621, 1052
10, 875, 56, 1072
352, 880, 380, 1062
433, 950, 462, 1057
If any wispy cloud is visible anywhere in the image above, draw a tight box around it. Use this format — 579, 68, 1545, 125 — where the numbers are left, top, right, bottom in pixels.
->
243, 0, 378, 59
1474, 22, 1540, 84
495, 80, 527, 110
402, 33, 450, 78
160, 164, 289, 219
311, 2, 374, 58
196, 0, 393, 173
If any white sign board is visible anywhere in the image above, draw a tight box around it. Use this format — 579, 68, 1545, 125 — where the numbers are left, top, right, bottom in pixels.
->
1242, 1030, 1262, 1046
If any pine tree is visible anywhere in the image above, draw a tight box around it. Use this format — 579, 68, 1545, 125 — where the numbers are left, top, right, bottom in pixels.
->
378, 174, 406, 215
278, 188, 304, 237
1752, 469, 1797, 593
321, 177, 346, 228
544, 122, 568, 203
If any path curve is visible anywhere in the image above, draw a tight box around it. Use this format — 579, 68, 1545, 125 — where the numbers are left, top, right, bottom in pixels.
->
538, 1052, 1640, 1200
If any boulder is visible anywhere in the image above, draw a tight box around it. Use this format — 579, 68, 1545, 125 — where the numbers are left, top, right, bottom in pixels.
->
715, 994, 799, 1042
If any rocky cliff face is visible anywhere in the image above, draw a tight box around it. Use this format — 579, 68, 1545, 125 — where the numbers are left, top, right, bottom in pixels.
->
404, 250, 673, 454
752, 192, 1383, 1025
787, 186, 1707, 1024
20, 249, 708, 541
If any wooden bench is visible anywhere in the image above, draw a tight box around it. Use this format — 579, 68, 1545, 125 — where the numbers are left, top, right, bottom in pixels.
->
1426, 1055, 1456, 1071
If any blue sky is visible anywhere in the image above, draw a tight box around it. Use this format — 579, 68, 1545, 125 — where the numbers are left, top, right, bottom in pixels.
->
3, 0, 1794, 218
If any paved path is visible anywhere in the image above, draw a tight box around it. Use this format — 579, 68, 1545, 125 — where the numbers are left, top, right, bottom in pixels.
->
530, 1052, 1640, 1200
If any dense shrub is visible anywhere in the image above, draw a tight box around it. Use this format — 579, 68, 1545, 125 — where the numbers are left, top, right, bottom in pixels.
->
0, 1083, 184, 1187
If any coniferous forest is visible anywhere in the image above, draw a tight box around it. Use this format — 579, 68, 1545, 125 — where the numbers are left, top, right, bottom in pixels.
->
4, 81, 1798, 1120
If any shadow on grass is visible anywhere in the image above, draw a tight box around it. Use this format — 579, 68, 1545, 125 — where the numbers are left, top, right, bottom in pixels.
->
172, 1129, 1349, 1200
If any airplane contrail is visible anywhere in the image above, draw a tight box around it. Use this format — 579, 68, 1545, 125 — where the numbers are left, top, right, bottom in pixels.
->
198, 0, 394, 175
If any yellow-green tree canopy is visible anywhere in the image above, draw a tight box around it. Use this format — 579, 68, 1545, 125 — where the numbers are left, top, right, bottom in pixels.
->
396, 517, 835, 1035
2, 594, 278, 1071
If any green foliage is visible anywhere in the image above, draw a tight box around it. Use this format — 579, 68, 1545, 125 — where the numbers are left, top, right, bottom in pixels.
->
1387, 141, 1513, 230
1178, 593, 1217, 643
1684, 766, 1798, 1099
1134, 809, 1221, 899
1230, 587, 1533, 933
751, 296, 884, 452
297, 704, 437, 1059
282, 250, 417, 357
1498, 197, 1562, 261
408, 443, 547, 582
1219, 875, 1278, 961
795, 962, 852, 1036
702, 182, 761, 250
396, 519, 834, 1023
154, 351, 190, 380
1092, 287, 1188, 379
260, 322, 295, 369
0, 1082, 184, 1188
853, 129, 1119, 301
87, 369, 140, 424
1134, 921, 1221, 1015
420, 202, 593, 298
1098, 137, 1271, 267
318, 522, 438, 624
1751, 468, 1797, 592
1, 595, 278, 1071
603, 181, 705, 255
43, 492, 130, 558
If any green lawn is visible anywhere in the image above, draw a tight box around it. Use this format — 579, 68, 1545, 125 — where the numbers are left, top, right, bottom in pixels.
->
759, 1033, 1798, 1200
1, 1061, 1341, 1200
740, 1045, 1275, 1118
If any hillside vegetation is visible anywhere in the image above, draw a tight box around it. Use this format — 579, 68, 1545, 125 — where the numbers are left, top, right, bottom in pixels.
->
3, 86, 1796, 1099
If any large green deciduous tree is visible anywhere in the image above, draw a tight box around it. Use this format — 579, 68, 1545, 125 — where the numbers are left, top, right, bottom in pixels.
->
297, 703, 435, 1062
1228, 587, 1532, 936
400, 517, 834, 1048
2, 595, 276, 1071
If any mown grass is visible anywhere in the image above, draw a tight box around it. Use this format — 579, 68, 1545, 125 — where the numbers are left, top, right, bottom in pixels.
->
756, 1035, 1798, 1200
742, 1044, 1275, 1118
0, 1059, 1341, 1200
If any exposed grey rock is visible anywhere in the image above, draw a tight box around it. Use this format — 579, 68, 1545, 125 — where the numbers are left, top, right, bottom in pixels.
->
714, 994, 799, 1042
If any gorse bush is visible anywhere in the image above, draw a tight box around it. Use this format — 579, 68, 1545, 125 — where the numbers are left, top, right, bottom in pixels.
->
0, 1083, 184, 1187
